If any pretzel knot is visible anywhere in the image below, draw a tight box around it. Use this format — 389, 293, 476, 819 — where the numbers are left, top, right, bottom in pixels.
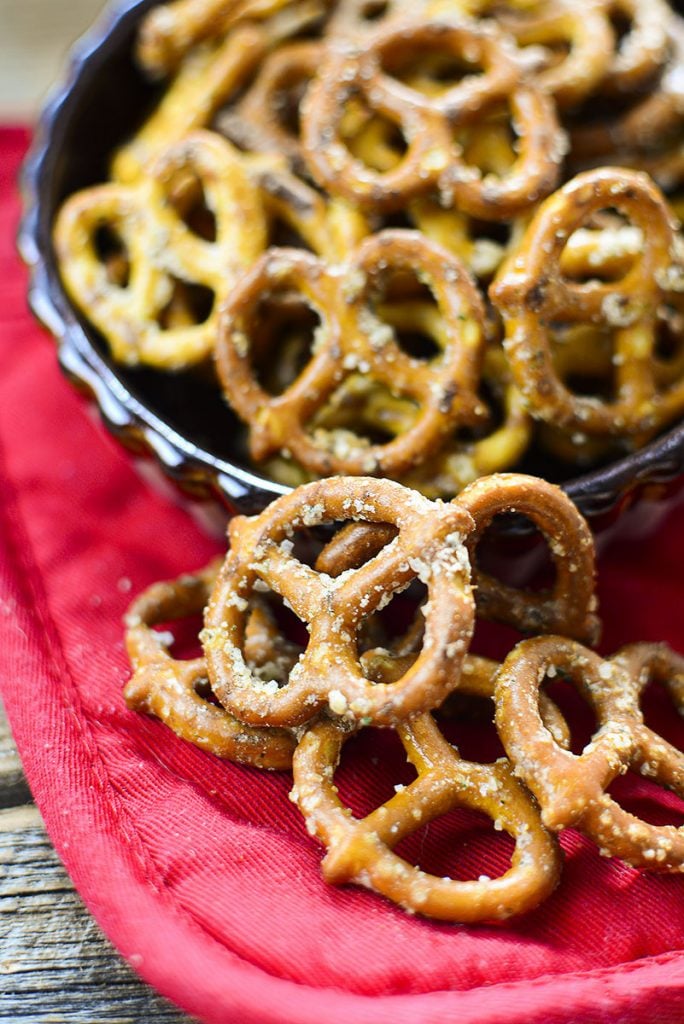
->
54, 131, 267, 368
202, 477, 476, 728
215, 229, 487, 477
123, 559, 295, 770
291, 711, 561, 922
301, 18, 564, 218
495, 637, 684, 871
491, 167, 684, 439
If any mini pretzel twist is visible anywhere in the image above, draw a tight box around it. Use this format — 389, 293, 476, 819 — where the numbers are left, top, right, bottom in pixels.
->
54, 131, 267, 368
291, 710, 562, 922
301, 18, 564, 218
215, 229, 487, 477
581, 643, 684, 870
202, 477, 476, 728
123, 559, 295, 770
315, 472, 599, 644
495, 636, 684, 871
491, 167, 684, 438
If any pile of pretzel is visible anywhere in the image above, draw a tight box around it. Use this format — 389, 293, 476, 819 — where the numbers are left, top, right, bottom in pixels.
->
54, 0, 684, 496
123, 472, 684, 922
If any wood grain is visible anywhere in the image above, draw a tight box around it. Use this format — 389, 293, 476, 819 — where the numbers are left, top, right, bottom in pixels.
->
0, 703, 193, 1023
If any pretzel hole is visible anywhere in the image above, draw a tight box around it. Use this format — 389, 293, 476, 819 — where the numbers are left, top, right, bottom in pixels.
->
542, 676, 598, 755
394, 807, 516, 882
381, 42, 485, 95
457, 115, 518, 179
167, 173, 217, 242
311, 378, 417, 447
357, 0, 389, 22
654, 305, 684, 369
245, 591, 309, 665
357, 584, 427, 654
269, 73, 311, 139
471, 514, 556, 593
334, 728, 418, 819
640, 674, 684, 752
370, 266, 446, 360
606, 774, 684, 828
345, 102, 408, 172
94, 224, 130, 288
437, 701, 506, 763
249, 293, 322, 395
152, 615, 203, 660
561, 217, 641, 286
193, 675, 223, 707
551, 325, 616, 401
156, 279, 214, 330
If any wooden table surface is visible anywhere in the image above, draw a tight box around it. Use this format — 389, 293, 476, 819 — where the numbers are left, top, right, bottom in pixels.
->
0, 702, 194, 1022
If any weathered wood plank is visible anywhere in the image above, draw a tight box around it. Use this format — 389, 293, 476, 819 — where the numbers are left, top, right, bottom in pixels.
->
0, 709, 195, 1023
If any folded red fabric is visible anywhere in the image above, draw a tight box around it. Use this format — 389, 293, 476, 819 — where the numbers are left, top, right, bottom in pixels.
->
3, 126, 684, 1024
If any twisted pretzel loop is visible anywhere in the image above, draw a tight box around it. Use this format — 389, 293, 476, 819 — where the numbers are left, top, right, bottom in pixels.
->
291, 709, 562, 921
203, 477, 476, 727
215, 229, 487, 476
491, 167, 683, 438
123, 559, 295, 770
495, 637, 684, 870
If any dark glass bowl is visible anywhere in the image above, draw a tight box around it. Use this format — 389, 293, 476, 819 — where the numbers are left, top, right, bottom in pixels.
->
19, 0, 684, 529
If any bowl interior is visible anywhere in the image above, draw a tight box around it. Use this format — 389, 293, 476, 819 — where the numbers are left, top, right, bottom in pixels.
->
21, 0, 684, 519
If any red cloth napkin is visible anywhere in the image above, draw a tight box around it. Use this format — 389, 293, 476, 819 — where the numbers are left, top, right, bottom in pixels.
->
3, 125, 684, 1024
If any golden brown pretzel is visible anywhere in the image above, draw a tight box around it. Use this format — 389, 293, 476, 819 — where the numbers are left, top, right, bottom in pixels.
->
457, 473, 600, 643
291, 710, 562, 921
315, 472, 599, 643
491, 167, 683, 439
202, 476, 476, 728
497, 0, 614, 110
123, 559, 295, 770
217, 41, 322, 175
215, 229, 487, 477
302, 17, 564, 218
495, 636, 639, 831
495, 636, 684, 871
581, 642, 684, 870
55, 131, 267, 369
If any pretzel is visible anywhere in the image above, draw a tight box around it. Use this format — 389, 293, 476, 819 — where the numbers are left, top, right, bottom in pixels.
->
217, 41, 322, 175
495, 636, 684, 871
316, 471, 599, 644
291, 709, 562, 921
55, 131, 267, 368
491, 167, 684, 439
202, 476, 476, 728
123, 559, 295, 770
215, 229, 488, 476
597, 0, 673, 98
302, 18, 564, 218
